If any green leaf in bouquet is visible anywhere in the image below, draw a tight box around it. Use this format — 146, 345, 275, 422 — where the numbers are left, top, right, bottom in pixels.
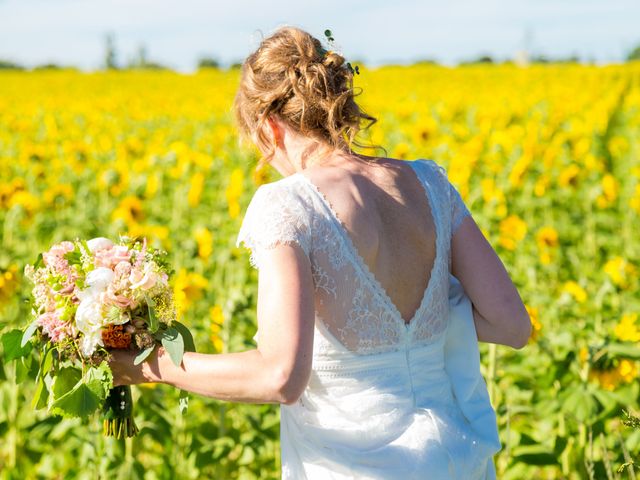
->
32, 375, 49, 410
51, 382, 102, 419
32, 345, 53, 408
2, 329, 33, 362
0, 356, 5, 381
49, 363, 113, 419
63, 248, 82, 266
170, 323, 194, 415
134, 345, 156, 366
80, 238, 92, 258
33, 252, 43, 269
173, 320, 196, 353
21, 321, 39, 348
15, 355, 35, 382
159, 327, 184, 367
50, 366, 81, 396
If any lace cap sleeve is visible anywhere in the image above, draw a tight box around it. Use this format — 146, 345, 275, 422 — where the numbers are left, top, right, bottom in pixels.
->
235, 182, 311, 270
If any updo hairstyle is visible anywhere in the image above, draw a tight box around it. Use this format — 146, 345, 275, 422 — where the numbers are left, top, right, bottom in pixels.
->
233, 26, 382, 170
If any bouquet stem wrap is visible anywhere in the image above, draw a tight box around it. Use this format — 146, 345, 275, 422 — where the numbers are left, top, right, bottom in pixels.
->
102, 385, 139, 438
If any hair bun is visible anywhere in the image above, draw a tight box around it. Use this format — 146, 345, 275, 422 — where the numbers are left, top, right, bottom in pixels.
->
322, 51, 345, 69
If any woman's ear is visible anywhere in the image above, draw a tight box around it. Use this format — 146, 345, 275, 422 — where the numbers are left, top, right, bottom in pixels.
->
266, 115, 284, 148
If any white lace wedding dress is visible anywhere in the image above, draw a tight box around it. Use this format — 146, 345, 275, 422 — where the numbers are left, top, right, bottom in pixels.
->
236, 159, 502, 479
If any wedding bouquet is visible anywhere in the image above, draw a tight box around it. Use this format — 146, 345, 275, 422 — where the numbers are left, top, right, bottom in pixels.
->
11, 236, 194, 438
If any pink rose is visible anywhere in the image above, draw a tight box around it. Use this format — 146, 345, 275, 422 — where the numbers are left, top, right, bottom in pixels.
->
110, 246, 132, 263
42, 241, 75, 272
101, 289, 136, 309
129, 263, 158, 291
94, 245, 132, 269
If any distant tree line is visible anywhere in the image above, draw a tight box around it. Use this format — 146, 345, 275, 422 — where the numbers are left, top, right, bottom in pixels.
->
2, 34, 640, 71
457, 52, 584, 66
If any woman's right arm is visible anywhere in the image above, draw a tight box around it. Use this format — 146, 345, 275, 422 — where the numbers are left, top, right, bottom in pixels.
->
451, 215, 532, 349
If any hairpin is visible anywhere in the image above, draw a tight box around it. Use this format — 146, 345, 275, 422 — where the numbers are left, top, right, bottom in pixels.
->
322, 29, 360, 75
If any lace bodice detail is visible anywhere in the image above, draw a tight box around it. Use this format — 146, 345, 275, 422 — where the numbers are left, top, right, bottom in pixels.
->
236, 159, 472, 355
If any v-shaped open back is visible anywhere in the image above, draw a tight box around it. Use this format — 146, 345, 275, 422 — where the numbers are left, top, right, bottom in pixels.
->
236, 158, 456, 355
294, 160, 439, 329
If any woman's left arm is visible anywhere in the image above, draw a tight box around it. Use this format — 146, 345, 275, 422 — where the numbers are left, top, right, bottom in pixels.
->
109, 243, 316, 406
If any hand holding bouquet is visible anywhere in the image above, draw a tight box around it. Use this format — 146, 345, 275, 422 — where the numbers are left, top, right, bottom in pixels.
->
7, 235, 194, 438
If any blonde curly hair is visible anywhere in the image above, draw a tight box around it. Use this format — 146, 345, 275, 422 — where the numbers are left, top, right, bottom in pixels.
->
233, 26, 383, 170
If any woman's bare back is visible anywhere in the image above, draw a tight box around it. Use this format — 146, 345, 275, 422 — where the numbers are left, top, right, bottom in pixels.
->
298, 156, 437, 325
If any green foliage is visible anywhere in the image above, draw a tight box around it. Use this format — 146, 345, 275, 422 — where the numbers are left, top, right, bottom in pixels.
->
48, 363, 113, 419
1, 329, 33, 362
627, 44, 640, 62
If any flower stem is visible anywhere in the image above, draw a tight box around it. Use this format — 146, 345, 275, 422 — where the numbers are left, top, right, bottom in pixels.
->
102, 385, 139, 438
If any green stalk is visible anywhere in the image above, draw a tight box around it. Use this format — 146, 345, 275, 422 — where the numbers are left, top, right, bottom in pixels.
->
8, 369, 18, 470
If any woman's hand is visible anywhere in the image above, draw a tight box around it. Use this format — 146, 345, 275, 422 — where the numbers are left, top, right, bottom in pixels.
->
107, 347, 165, 387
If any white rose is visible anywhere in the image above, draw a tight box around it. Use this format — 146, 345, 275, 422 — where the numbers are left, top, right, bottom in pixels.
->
86, 267, 114, 291
76, 267, 114, 302
75, 294, 106, 356
86, 237, 114, 253
81, 330, 104, 357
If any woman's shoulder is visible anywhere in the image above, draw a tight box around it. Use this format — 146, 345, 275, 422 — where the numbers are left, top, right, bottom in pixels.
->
251, 173, 311, 203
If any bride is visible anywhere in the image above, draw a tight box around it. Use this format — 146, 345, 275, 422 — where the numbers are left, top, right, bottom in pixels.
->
109, 26, 532, 479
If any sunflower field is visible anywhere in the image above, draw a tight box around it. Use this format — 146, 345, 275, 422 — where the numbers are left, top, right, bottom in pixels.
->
1, 62, 640, 479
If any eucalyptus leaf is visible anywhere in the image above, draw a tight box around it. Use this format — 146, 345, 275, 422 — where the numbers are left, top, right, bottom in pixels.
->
173, 321, 196, 353
160, 327, 184, 367
134, 345, 156, 366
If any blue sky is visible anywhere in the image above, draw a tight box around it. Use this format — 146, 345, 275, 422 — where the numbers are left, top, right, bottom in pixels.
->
0, 0, 638, 71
